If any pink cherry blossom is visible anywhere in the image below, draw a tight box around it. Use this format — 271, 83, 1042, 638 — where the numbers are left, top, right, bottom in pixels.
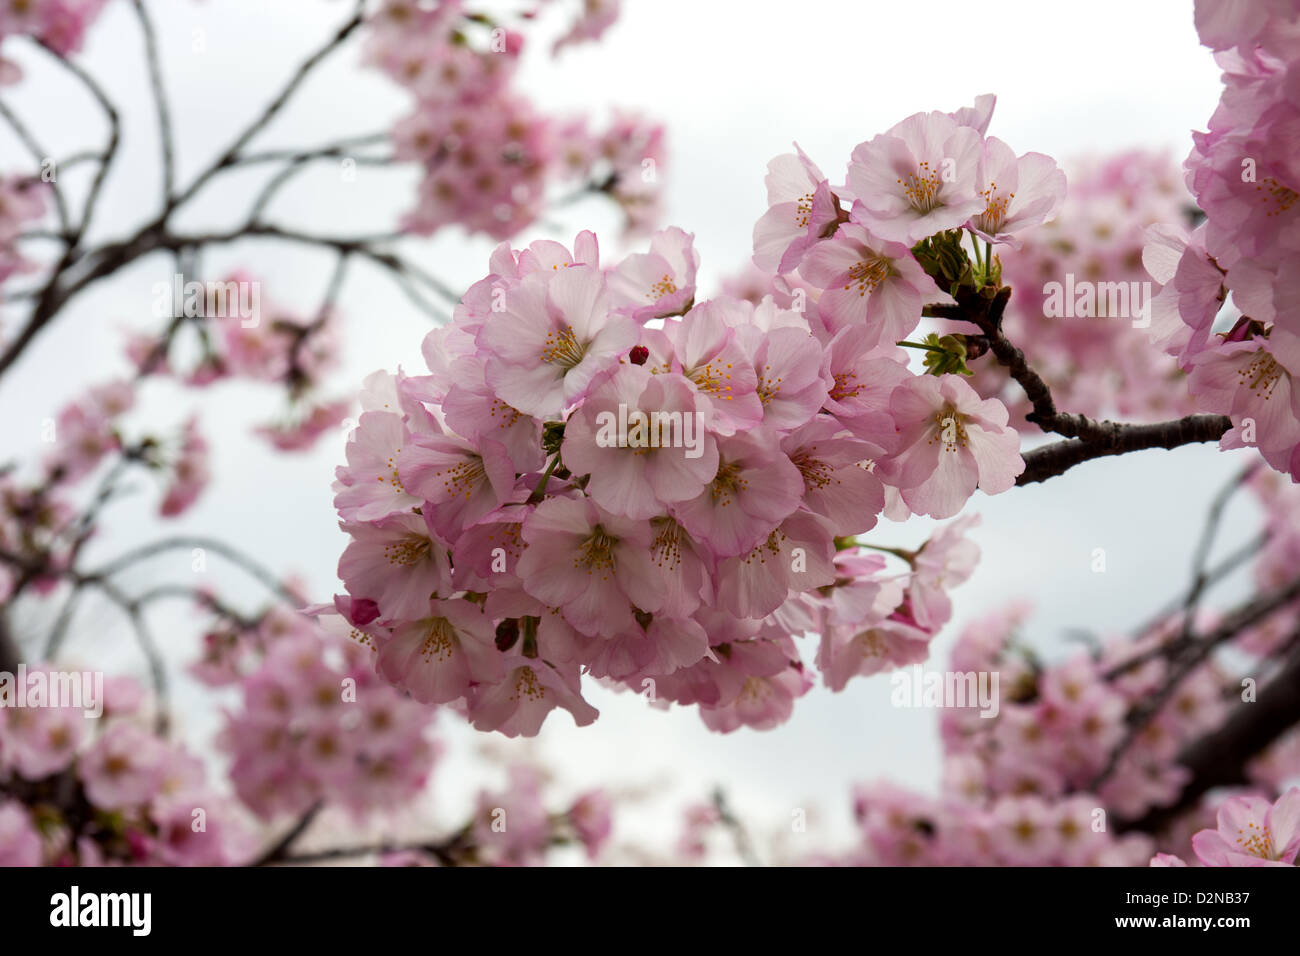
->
468, 654, 598, 736
847, 110, 986, 244
375, 597, 502, 704
338, 512, 453, 621
608, 226, 699, 321
477, 264, 638, 419
561, 364, 718, 519
78, 722, 168, 811
752, 145, 839, 274
800, 223, 943, 345
673, 432, 804, 558
877, 373, 1025, 519
516, 496, 652, 637
967, 136, 1066, 245
1191, 788, 1300, 865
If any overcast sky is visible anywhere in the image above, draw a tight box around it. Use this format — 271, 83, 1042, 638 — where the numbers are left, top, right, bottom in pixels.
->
0, 0, 1259, 858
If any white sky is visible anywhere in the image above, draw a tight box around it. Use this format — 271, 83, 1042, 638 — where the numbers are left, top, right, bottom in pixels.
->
0, 0, 1260, 859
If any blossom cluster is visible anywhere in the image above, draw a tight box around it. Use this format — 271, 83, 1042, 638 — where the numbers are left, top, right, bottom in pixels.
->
466, 765, 611, 865
0, 669, 251, 866
936, 603, 1234, 823
37, 378, 211, 518
809, 471, 1300, 868
199, 607, 440, 821
328, 97, 1069, 736
365, 0, 662, 238
1143, 0, 1300, 481
131, 270, 352, 453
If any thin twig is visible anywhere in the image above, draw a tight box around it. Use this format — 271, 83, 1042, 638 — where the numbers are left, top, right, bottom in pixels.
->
0, 97, 69, 232
130, 0, 176, 203
168, 1, 368, 212
90, 535, 303, 609
1092, 573, 1300, 788
249, 801, 324, 866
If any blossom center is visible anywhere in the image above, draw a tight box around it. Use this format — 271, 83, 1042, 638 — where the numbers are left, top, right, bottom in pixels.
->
843, 254, 893, 296
539, 325, 587, 370
689, 358, 735, 400
377, 447, 404, 491
648, 273, 678, 299
420, 617, 456, 662
434, 454, 487, 500
488, 399, 524, 431
897, 162, 944, 214
791, 447, 836, 491
976, 180, 1015, 234
1236, 821, 1274, 859
794, 190, 815, 229
854, 628, 885, 658
756, 364, 785, 405
929, 407, 969, 452
709, 460, 749, 504
384, 534, 432, 567
650, 517, 685, 571
1257, 177, 1298, 218
510, 666, 546, 703
829, 370, 863, 401
575, 525, 618, 575
1239, 351, 1283, 399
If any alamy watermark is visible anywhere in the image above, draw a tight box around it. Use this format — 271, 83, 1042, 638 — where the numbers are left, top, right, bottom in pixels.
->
890, 666, 1000, 718
50, 886, 151, 936
594, 403, 706, 459
151, 273, 261, 328
1042, 273, 1150, 328
0, 665, 103, 717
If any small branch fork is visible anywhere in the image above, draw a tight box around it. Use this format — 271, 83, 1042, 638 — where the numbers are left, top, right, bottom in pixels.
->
924, 290, 1232, 485
0, 0, 452, 381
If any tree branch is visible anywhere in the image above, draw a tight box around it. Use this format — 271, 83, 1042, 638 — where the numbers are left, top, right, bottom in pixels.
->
168, 1, 367, 212
249, 801, 323, 866
1117, 642, 1300, 834
927, 287, 1234, 485
1016, 417, 1234, 485
130, 0, 176, 203
0, 611, 21, 673
1092, 575, 1300, 789
0, 96, 70, 233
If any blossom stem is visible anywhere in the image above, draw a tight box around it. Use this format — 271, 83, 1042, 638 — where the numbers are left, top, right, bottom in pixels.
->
855, 541, 917, 562
528, 453, 563, 505
896, 340, 947, 353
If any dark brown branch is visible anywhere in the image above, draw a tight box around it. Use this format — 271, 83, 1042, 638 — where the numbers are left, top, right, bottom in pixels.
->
94, 578, 169, 735
712, 787, 760, 867
1015, 416, 1232, 485
1127, 528, 1271, 646
235, 132, 389, 167
1093, 575, 1300, 789
0, 41, 121, 380
0, 612, 21, 673
248, 151, 394, 223
0, 3, 367, 380
249, 801, 323, 866
264, 826, 474, 867
926, 288, 1234, 484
